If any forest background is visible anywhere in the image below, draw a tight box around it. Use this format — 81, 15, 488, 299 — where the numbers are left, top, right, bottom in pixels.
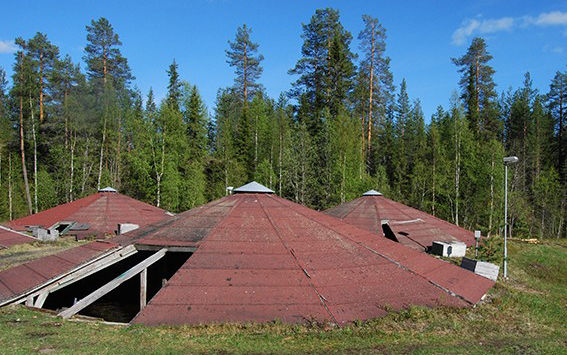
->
0, 8, 564, 239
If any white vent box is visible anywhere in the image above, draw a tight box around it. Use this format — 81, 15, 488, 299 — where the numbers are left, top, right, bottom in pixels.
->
118, 223, 139, 235
461, 258, 500, 281
430, 241, 467, 257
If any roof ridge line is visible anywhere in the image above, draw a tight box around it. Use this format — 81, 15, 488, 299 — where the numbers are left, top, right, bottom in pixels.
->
131, 196, 244, 322
342, 197, 367, 220
190, 196, 243, 244
112, 197, 231, 245
372, 198, 383, 235
136, 195, 239, 245
379, 196, 413, 221
277, 198, 473, 306
260, 195, 340, 325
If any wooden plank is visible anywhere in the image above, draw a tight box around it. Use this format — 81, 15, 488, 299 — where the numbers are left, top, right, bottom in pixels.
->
25, 295, 34, 306
140, 268, 147, 310
0, 244, 137, 307
59, 248, 167, 319
33, 292, 49, 308
45, 246, 138, 293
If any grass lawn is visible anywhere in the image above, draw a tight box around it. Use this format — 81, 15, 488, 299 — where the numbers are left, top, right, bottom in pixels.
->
0, 240, 565, 354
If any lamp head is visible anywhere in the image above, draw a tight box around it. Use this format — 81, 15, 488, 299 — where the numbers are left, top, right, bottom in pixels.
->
503, 156, 519, 165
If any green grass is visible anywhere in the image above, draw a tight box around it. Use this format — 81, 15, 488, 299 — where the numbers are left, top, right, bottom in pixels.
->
0, 240, 565, 354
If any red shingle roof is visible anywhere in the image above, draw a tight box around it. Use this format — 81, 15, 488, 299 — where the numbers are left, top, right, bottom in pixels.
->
130, 192, 493, 326
5, 191, 171, 239
324, 193, 477, 251
0, 226, 35, 248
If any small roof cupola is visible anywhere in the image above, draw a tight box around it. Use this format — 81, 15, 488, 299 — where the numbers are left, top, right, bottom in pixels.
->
363, 189, 383, 196
98, 187, 118, 193
233, 181, 274, 194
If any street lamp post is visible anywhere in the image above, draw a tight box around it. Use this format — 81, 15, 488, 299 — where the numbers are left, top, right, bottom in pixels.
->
503, 156, 519, 279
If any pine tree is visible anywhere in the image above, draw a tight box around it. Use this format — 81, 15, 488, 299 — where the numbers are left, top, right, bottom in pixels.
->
289, 8, 356, 208
452, 37, 499, 138
392, 79, 411, 196
289, 8, 356, 132
84, 17, 133, 88
506, 73, 535, 191
547, 71, 566, 183
211, 88, 246, 197
226, 24, 264, 104
184, 84, 208, 157
11, 38, 33, 214
357, 14, 394, 168
51, 55, 82, 150
0, 67, 10, 212
26, 33, 59, 124
22, 33, 61, 212
166, 60, 182, 111
180, 83, 208, 209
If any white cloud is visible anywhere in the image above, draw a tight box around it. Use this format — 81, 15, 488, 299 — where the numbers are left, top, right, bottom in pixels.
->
452, 11, 567, 45
543, 44, 564, 54
534, 11, 567, 26
0, 40, 17, 54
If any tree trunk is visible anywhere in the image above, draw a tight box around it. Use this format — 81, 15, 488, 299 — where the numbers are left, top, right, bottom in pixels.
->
154, 132, 166, 208
360, 114, 365, 178
559, 83, 564, 183
254, 112, 258, 173
8, 154, 13, 221
81, 138, 90, 195
19, 94, 33, 215
97, 114, 107, 190
367, 23, 375, 168
103, 48, 108, 84
116, 115, 122, 188
64, 91, 69, 149
557, 199, 565, 238
341, 154, 346, 203
278, 125, 283, 196
454, 116, 460, 226
475, 56, 480, 133
243, 44, 248, 105
39, 52, 44, 124
432, 146, 436, 216
69, 132, 76, 201
488, 157, 495, 237
30, 97, 38, 213
269, 134, 274, 188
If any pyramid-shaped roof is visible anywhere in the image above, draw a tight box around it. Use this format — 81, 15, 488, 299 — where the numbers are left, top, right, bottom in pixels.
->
0, 225, 35, 248
123, 183, 493, 325
5, 189, 171, 239
324, 192, 476, 251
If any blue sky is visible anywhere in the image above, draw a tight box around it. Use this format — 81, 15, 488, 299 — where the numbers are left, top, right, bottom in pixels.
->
1, 0, 566, 120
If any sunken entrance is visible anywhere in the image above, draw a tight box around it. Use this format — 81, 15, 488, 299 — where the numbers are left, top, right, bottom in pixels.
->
42, 248, 191, 323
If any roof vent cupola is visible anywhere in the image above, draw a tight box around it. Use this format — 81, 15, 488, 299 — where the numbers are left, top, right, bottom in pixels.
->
233, 181, 275, 194
362, 190, 383, 196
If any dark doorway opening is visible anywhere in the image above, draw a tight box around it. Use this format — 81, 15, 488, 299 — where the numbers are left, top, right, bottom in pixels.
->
382, 223, 400, 243
42, 250, 191, 323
